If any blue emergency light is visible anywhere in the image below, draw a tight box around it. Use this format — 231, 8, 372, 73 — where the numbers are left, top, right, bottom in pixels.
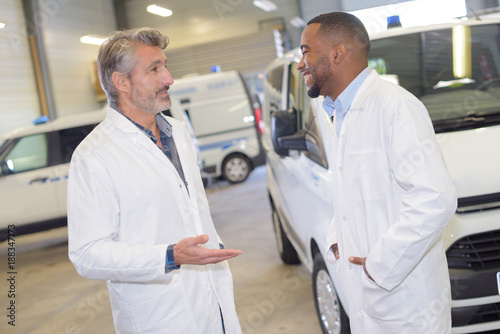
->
387, 15, 402, 29
33, 115, 49, 125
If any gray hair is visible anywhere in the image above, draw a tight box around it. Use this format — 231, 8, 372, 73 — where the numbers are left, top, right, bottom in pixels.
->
97, 27, 169, 104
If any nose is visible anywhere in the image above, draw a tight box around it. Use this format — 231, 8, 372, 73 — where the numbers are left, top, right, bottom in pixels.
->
296, 56, 305, 71
163, 68, 174, 86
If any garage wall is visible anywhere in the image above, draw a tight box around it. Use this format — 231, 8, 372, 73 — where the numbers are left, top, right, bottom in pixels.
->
123, 0, 303, 50
0, 0, 40, 138
0, 0, 116, 139
42, 0, 116, 118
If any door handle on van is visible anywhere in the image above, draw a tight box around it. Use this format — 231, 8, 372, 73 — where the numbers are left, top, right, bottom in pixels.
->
29, 176, 48, 184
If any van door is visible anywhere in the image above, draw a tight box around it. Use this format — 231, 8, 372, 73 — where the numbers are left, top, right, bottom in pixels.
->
52, 124, 97, 218
274, 63, 333, 259
0, 132, 61, 229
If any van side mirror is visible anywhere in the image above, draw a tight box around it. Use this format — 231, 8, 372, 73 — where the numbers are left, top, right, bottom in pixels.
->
271, 110, 306, 157
0, 161, 11, 177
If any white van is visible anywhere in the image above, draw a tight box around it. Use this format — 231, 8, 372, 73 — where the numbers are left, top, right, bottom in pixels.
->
0, 97, 198, 240
168, 70, 265, 183
263, 18, 500, 333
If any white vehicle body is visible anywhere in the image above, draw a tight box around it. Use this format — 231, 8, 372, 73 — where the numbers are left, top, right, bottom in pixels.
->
0, 97, 198, 239
263, 18, 500, 334
168, 70, 265, 183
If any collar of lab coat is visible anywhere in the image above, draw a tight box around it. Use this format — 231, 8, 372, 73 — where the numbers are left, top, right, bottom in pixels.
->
336, 70, 380, 139
105, 106, 175, 167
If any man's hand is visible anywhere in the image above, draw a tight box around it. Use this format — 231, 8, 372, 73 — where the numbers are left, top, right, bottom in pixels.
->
331, 243, 340, 260
174, 234, 242, 265
349, 256, 374, 282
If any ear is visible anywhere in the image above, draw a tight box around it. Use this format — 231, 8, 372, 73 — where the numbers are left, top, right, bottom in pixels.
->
111, 71, 130, 95
332, 44, 348, 64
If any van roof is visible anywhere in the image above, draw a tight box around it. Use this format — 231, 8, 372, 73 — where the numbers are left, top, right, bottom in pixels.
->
2, 107, 107, 140
172, 70, 239, 85
369, 17, 500, 40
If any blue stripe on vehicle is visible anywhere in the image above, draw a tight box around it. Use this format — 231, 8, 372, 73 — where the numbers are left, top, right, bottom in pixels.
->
199, 136, 249, 152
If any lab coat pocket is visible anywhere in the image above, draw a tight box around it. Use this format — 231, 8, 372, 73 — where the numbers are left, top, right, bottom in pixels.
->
361, 270, 408, 321
345, 150, 389, 201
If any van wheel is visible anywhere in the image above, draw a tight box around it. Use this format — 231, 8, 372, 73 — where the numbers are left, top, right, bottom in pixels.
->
271, 205, 300, 264
222, 154, 251, 183
313, 253, 350, 334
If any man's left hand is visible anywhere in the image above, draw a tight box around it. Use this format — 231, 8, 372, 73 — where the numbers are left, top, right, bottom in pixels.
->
349, 256, 374, 282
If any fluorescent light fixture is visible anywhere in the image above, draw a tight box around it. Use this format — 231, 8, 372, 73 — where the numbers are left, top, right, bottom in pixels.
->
0, 22, 5, 29
253, 0, 277, 12
290, 16, 306, 28
80, 35, 107, 46
147, 4, 172, 17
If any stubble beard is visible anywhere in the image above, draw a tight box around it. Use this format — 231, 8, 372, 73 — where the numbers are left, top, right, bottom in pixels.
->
307, 56, 332, 99
131, 82, 171, 115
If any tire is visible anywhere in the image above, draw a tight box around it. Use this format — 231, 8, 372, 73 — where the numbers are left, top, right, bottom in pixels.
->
271, 204, 300, 264
312, 253, 350, 334
222, 154, 251, 183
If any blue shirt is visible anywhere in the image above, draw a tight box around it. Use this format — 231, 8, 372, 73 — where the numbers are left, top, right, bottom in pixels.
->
323, 67, 371, 136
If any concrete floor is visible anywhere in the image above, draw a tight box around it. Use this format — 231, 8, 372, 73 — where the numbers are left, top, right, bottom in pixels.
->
0, 166, 322, 334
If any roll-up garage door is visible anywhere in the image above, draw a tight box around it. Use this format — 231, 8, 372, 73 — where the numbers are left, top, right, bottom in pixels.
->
166, 29, 281, 78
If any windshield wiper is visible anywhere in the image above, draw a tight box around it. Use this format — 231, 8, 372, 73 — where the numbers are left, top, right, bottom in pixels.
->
433, 111, 500, 133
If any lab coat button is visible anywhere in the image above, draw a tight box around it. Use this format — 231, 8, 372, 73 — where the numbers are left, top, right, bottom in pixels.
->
349, 265, 352, 269
338, 167, 342, 171
343, 216, 347, 221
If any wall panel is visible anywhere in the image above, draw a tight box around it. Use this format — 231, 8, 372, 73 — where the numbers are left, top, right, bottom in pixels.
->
0, 0, 39, 138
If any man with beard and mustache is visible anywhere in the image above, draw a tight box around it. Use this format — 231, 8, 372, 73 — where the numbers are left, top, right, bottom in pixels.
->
298, 12, 457, 333
67, 28, 242, 334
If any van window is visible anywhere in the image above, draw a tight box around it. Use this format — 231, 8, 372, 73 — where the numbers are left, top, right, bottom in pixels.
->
288, 63, 328, 168
59, 124, 96, 163
369, 23, 500, 133
1, 133, 48, 174
288, 63, 312, 130
268, 66, 284, 95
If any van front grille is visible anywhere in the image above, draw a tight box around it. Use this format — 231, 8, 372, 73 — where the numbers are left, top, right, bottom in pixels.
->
446, 229, 500, 270
453, 301, 500, 327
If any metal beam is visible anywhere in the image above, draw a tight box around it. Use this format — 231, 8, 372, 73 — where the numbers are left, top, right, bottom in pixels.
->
21, 0, 57, 120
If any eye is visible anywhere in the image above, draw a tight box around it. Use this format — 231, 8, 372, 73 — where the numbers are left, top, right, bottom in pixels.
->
152, 66, 158, 72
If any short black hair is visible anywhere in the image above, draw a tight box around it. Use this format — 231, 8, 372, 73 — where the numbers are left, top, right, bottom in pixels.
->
308, 12, 370, 55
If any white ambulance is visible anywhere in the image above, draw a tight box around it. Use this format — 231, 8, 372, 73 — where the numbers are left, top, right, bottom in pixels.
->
169, 70, 265, 183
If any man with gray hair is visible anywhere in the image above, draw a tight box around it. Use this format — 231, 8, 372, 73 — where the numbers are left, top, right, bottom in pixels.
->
67, 27, 242, 333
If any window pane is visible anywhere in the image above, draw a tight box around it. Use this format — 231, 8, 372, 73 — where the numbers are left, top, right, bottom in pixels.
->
2, 134, 48, 174
59, 125, 95, 163
369, 24, 500, 128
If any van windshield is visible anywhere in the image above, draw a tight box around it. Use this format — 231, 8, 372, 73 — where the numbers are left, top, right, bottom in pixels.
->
369, 23, 500, 133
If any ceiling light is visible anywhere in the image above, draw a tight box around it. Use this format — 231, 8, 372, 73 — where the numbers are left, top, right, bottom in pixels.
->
147, 4, 173, 17
0, 22, 5, 29
253, 0, 277, 12
80, 35, 107, 46
290, 16, 306, 28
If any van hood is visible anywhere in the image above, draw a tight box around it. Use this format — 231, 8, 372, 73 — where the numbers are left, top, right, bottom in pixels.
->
437, 125, 500, 199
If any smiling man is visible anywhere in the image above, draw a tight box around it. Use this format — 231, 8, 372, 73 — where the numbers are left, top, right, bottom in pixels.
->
67, 28, 242, 334
298, 12, 457, 334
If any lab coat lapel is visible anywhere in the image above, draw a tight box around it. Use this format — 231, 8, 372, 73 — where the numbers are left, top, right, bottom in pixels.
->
107, 107, 179, 173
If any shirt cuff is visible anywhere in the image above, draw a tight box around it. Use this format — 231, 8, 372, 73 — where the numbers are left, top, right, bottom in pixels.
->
166, 244, 181, 271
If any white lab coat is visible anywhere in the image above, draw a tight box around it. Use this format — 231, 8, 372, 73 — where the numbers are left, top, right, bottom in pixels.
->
326, 71, 457, 334
67, 107, 242, 334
